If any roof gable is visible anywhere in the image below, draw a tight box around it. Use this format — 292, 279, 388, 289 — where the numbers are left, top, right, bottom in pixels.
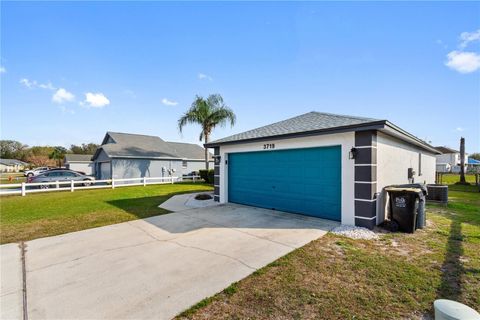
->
93, 132, 211, 161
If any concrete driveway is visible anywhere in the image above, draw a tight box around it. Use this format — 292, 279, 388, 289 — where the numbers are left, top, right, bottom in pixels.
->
1, 204, 338, 320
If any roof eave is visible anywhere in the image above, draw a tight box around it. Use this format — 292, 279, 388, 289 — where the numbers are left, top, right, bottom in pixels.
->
204, 121, 387, 147
380, 121, 441, 154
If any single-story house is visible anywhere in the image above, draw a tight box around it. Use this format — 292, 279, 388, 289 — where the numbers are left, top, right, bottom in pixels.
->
63, 154, 94, 176
205, 111, 440, 229
92, 132, 213, 180
435, 146, 468, 173
0, 159, 29, 173
467, 158, 480, 173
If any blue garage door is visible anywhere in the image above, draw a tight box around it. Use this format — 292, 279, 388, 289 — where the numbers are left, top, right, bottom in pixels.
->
228, 146, 341, 221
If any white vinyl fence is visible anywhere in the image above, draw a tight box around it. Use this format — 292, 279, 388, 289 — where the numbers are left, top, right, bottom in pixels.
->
0, 176, 202, 197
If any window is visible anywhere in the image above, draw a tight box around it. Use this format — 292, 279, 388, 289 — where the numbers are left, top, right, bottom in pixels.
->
62, 172, 77, 177
418, 153, 422, 176
46, 172, 61, 177
182, 160, 188, 168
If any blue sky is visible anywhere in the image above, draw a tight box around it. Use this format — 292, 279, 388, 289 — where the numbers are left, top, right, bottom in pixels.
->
1, 2, 479, 152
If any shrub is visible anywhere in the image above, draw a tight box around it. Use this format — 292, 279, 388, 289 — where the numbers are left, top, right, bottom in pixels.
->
199, 169, 214, 184
195, 193, 213, 200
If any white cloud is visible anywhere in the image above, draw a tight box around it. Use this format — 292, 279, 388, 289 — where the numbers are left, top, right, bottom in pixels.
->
20, 78, 35, 88
52, 88, 75, 104
20, 78, 56, 90
161, 98, 178, 106
198, 73, 213, 81
38, 82, 55, 90
459, 29, 480, 49
82, 92, 110, 108
0, 66, 6, 74
445, 51, 480, 73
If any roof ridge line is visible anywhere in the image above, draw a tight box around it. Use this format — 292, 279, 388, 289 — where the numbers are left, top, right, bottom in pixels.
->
310, 111, 380, 121
107, 131, 162, 138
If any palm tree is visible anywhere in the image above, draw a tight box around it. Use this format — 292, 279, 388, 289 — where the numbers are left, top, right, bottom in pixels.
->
178, 94, 236, 170
49, 146, 67, 167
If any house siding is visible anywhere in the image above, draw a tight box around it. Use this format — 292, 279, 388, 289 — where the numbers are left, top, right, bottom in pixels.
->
94, 149, 112, 179
112, 158, 183, 182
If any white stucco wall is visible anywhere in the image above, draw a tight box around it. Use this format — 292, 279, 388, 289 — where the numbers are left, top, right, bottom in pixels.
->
218, 132, 356, 226
376, 132, 436, 190
376, 132, 436, 223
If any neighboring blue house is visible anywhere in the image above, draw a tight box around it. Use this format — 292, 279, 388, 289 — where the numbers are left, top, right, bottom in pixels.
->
92, 132, 213, 180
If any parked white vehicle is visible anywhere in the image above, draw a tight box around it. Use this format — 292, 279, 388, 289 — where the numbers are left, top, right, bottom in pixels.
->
24, 166, 54, 177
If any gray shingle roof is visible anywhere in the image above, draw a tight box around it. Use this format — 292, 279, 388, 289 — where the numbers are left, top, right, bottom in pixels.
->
64, 154, 94, 162
101, 132, 178, 159
434, 146, 459, 154
0, 159, 28, 166
167, 142, 213, 160
208, 112, 381, 145
94, 132, 210, 160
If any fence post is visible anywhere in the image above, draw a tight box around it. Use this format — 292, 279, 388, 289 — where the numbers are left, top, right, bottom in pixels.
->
70, 180, 74, 192
193, 176, 196, 183
56, 180, 59, 189
112, 178, 115, 189
21, 182, 26, 196
143, 176, 146, 187
171, 176, 174, 184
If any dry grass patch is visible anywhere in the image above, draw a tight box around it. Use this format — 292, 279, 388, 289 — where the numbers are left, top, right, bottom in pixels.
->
178, 185, 479, 319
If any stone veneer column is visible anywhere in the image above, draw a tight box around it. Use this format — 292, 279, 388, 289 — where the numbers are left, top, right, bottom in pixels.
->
354, 131, 378, 229
213, 147, 220, 202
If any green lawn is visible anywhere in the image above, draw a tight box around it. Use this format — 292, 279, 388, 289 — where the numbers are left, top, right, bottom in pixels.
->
0, 172, 26, 184
178, 184, 480, 319
0, 183, 212, 244
440, 173, 477, 185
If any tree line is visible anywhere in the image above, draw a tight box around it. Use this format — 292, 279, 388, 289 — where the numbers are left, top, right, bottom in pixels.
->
0, 140, 99, 167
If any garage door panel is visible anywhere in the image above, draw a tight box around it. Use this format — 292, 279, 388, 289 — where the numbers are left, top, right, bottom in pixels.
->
228, 146, 341, 221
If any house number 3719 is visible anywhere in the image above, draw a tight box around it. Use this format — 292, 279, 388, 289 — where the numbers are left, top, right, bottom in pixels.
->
263, 143, 275, 149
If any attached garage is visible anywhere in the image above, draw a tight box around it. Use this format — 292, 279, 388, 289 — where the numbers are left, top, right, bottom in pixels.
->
228, 146, 341, 221
206, 112, 440, 229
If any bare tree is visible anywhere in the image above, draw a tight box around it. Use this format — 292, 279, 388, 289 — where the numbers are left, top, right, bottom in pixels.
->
459, 137, 466, 184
